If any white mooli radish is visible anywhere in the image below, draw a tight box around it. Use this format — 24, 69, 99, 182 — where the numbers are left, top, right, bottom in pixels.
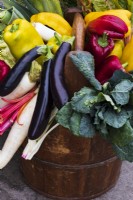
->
22, 107, 59, 160
0, 72, 36, 108
32, 22, 61, 41
0, 94, 38, 169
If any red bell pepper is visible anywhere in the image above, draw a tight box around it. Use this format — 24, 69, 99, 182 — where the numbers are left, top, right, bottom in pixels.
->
0, 60, 10, 82
87, 15, 128, 39
86, 33, 114, 65
95, 55, 125, 84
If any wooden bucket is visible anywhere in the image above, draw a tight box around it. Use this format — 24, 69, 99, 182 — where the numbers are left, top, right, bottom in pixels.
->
21, 128, 122, 200
21, 13, 122, 200
21, 53, 122, 199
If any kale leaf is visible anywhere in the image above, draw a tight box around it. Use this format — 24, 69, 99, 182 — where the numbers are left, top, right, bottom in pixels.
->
56, 53, 133, 162
109, 121, 133, 146
111, 79, 133, 105
70, 51, 102, 91
113, 141, 133, 162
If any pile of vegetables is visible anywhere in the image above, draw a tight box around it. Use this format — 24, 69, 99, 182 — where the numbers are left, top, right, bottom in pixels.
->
1, 0, 133, 169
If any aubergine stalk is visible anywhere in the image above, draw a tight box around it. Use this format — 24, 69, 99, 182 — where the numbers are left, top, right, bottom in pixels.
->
28, 59, 53, 140
50, 42, 71, 109
0, 46, 48, 96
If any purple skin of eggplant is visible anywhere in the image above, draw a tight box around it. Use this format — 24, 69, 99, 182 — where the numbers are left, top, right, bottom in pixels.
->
28, 59, 53, 140
50, 42, 71, 109
95, 55, 125, 84
0, 46, 42, 96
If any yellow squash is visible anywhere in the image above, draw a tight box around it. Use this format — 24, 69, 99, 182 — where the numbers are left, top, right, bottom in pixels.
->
30, 12, 72, 36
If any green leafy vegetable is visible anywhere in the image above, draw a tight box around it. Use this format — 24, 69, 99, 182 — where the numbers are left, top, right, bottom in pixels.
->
0, 38, 16, 68
71, 87, 98, 113
70, 52, 102, 91
113, 141, 133, 162
79, 0, 128, 12
56, 51, 133, 162
56, 102, 96, 138
118, 0, 128, 9
70, 111, 81, 136
91, 0, 117, 11
103, 108, 129, 128
111, 80, 133, 105
79, 114, 96, 137
56, 102, 73, 130
109, 121, 133, 146
109, 70, 133, 88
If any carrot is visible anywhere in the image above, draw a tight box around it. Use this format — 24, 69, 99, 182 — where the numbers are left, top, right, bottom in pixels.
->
0, 93, 38, 169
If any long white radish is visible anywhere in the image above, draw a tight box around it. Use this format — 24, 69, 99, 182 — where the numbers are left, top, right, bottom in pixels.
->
22, 107, 59, 160
23, 123, 59, 160
0, 94, 38, 169
32, 22, 61, 41
0, 72, 36, 108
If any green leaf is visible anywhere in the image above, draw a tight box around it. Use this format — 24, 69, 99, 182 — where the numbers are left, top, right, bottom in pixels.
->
79, 115, 96, 138
127, 0, 133, 12
118, 0, 128, 9
113, 141, 133, 162
111, 80, 133, 105
70, 112, 81, 136
56, 101, 96, 138
97, 92, 119, 111
109, 70, 133, 87
70, 52, 102, 91
91, 0, 117, 11
3, 0, 32, 20
56, 102, 73, 129
103, 108, 129, 128
96, 121, 109, 137
71, 87, 98, 113
109, 121, 133, 146
70, 112, 96, 138
94, 106, 109, 136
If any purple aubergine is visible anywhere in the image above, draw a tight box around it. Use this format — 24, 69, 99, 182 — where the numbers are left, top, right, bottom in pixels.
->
50, 42, 71, 109
28, 59, 53, 140
0, 46, 42, 96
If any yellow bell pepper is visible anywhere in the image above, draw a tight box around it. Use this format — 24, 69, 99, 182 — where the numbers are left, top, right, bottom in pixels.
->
109, 40, 124, 59
84, 9, 132, 37
121, 36, 133, 72
47, 33, 74, 54
3, 18, 44, 59
30, 12, 72, 36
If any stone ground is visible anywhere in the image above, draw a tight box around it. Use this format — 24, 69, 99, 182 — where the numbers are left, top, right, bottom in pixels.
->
0, 134, 133, 200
